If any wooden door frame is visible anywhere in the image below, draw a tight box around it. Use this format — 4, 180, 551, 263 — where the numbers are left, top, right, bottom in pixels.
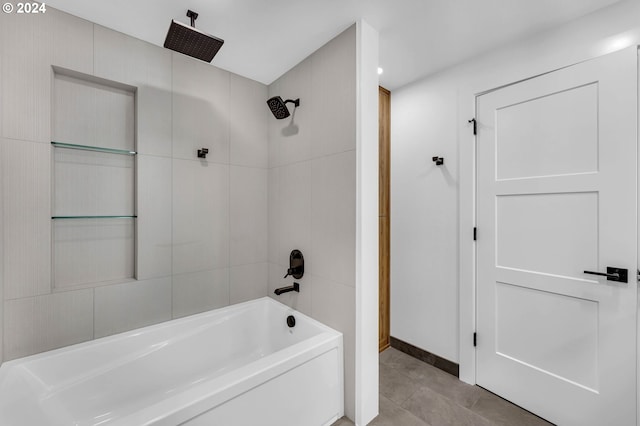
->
379, 86, 391, 352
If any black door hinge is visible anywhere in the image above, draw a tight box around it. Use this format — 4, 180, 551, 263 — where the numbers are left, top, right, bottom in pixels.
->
473, 332, 477, 347
468, 118, 477, 135
473, 227, 477, 241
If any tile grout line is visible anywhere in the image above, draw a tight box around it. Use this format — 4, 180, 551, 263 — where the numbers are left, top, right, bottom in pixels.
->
170, 52, 174, 320
383, 348, 551, 426
227, 70, 231, 307
379, 394, 432, 426
385, 350, 475, 412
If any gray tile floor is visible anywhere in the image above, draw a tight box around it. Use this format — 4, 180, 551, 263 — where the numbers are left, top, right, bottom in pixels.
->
332, 347, 554, 426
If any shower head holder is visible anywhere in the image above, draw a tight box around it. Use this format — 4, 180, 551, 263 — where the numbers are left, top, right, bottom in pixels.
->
186, 9, 198, 26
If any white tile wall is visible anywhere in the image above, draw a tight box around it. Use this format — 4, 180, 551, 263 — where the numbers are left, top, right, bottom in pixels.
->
230, 73, 269, 168
274, 161, 313, 266
47, 8, 94, 75
310, 151, 356, 285
0, 12, 3, 138
267, 25, 358, 420
267, 262, 312, 315
53, 73, 135, 151
0, 71, 3, 363
4, 289, 94, 360
1, 139, 51, 299
310, 26, 357, 158
230, 263, 268, 304
94, 278, 172, 338
91, 85, 136, 150
311, 279, 346, 316
53, 219, 135, 289
53, 149, 135, 216
137, 155, 172, 280
1, 14, 51, 143
172, 268, 230, 318
93, 25, 171, 89
230, 166, 268, 266
0, 6, 269, 362
172, 160, 229, 274
1, 9, 93, 143
94, 25, 172, 157
136, 84, 173, 158
267, 167, 280, 265
268, 58, 313, 167
172, 54, 230, 164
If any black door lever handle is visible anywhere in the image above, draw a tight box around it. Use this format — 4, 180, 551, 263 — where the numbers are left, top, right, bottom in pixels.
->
584, 270, 619, 278
584, 267, 628, 283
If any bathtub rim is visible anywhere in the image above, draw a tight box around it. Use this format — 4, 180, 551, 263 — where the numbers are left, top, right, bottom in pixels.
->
0, 296, 339, 368
0, 297, 345, 426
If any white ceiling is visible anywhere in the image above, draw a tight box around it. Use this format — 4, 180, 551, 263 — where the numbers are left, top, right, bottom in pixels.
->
46, 0, 622, 90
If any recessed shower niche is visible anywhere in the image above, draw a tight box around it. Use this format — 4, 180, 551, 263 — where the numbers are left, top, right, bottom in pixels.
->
51, 69, 136, 289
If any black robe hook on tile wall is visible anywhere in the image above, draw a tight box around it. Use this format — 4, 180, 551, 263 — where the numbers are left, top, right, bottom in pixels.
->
197, 148, 209, 158
432, 156, 444, 166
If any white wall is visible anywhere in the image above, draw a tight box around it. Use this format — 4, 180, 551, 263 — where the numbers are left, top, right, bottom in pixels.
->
391, 0, 640, 383
355, 20, 380, 426
391, 74, 459, 362
268, 23, 379, 424
0, 8, 268, 360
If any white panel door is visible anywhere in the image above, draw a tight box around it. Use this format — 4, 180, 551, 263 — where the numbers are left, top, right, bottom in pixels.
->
476, 47, 637, 426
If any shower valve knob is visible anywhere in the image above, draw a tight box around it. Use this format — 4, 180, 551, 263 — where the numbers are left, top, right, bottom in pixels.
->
283, 267, 299, 279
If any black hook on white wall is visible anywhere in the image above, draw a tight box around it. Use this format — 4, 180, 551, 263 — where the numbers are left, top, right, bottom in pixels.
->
432, 156, 444, 166
197, 148, 209, 158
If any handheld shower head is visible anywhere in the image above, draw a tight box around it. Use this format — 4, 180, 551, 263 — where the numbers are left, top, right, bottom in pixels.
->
266, 96, 300, 120
164, 10, 224, 63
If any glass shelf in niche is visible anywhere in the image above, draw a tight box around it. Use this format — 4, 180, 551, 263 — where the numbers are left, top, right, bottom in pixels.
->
51, 141, 137, 156
51, 216, 137, 220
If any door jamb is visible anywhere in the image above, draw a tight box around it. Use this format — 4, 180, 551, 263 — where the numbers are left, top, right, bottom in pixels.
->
458, 93, 478, 385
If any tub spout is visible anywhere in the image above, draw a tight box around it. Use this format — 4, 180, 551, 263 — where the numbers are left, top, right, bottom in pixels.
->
274, 282, 300, 296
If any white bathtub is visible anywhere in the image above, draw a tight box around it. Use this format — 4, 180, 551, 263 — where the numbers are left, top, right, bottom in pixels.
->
0, 297, 344, 426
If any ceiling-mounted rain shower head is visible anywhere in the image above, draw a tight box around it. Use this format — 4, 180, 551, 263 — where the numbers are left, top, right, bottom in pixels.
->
266, 96, 301, 119
164, 10, 224, 63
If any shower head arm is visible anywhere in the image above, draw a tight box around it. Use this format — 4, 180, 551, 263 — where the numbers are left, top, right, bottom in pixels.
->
186, 9, 198, 27
284, 99, 300, 108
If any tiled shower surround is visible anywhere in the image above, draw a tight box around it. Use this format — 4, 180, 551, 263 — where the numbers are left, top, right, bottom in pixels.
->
266, 25, 358, 418
0, 7, 360, 419
0, 7, 270, 361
